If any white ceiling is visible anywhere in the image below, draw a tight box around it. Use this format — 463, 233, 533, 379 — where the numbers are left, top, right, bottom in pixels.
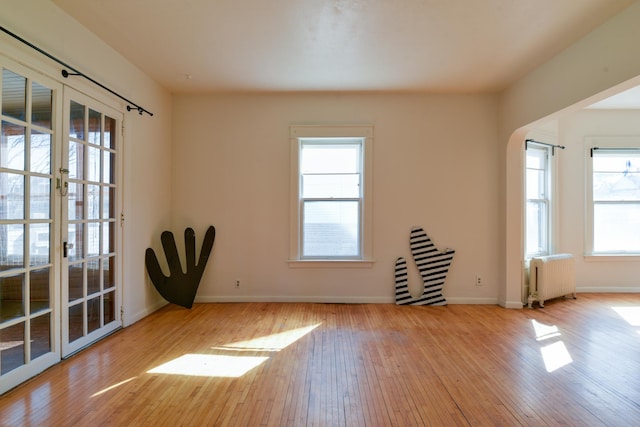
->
52, 0, 635, 95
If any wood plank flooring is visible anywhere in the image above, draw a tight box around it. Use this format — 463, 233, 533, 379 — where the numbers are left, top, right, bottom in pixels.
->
1, 293, 639, 426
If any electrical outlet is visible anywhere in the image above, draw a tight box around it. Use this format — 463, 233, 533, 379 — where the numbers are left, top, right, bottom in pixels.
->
475, 275, 482, 286
235, 279, 240, 288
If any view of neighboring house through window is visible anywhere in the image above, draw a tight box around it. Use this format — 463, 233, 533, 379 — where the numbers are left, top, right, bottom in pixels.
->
589, 145, 640, 253
525, 143, 551, 258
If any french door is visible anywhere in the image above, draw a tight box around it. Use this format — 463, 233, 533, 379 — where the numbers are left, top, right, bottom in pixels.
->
61, 88, 122, 357
0, 57, 122, 393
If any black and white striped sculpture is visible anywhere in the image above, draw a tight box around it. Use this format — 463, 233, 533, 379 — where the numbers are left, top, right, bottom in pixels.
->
395, 227, 455, 306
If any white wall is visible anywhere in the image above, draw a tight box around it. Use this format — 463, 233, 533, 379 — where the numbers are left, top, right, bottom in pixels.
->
558, 109, 640, 291
172, 93, 500, 303
1, 0, 173, 324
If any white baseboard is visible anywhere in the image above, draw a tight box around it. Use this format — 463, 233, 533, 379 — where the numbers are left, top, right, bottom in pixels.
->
195, 295, 394, 304
500, 300, 525, 309
195, 295, 501, 305
446, 297, 500, 305
576, 286, 640, 293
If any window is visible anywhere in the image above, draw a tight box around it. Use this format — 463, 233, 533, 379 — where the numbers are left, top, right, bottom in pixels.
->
289, 126, 373, 263
525, 143, 552, 258
588, 140, 640, 254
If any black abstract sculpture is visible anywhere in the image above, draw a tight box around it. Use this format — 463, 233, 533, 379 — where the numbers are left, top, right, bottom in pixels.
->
145, 226, 216, 309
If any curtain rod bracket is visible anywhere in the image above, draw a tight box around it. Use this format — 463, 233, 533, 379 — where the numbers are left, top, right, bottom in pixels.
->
61, 69, 81, 78
127, 105, 144, 115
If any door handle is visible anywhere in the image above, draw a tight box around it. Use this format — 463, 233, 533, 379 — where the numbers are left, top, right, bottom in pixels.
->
63, 242, 74, 258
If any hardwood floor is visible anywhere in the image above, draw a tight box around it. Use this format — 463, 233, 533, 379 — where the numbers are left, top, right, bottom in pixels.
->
1, 294, 639, 426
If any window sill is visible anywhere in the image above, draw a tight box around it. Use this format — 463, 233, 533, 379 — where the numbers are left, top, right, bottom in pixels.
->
584, 254, 640, 262
288, 259, 375, 269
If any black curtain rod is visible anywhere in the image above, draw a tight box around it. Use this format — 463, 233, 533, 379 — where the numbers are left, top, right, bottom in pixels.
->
1, 26, 153, 117
525, 138, 566, 156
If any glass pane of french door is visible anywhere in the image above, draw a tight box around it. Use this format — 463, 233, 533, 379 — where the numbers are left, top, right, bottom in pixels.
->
61, 88, 121, 357
0, 60, 61, 394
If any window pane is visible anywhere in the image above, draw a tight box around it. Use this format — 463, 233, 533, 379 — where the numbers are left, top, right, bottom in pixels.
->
0, 274, 24, 321
30, 131, 51, 174
104, 116, 116, 149
1, 122, 26, 171
2, 69, 26, 121
30, 268, 50, 313
87, 296, 101, 333
29, 223, 50, 265
69, 101, 85, 140
68, 182, 84, 221
593, 171, 640, 201
87, 222, 100, 257
68, 303, 83, 342
301, 142, 361, 174
102, 186, 114, 219
526, 201, 547, 256
526, 147, 546, 169
0, 224, 24, 270
30, 176, 50, 219
594, 203, 640, 252
87, 146, 100, 182
68, 263, 83, 301
593, 151, 640, 172
104, 256, 115, 290
87, 259, 100, 295
0, 172, 25, 219
0, 321, 25, 374
32, 82, 52, 129
88, 109, 101, 145
104, 290, 115, 324
103, 221, 115, 254
104, 151, 115, 184
87, 184, 100, 219
302, 174, 360, 198
68, 141, 84, 179
68, 223, 83, 261
30, 313, 51, 360
303, 201, 359, 257
526, 169, 545, 199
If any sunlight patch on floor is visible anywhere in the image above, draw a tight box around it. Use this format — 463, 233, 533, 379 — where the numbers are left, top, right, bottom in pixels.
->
146, 324, 320, 378
531, 319, 561, 341
213, 323, 321, 352
540, 341, 573, 373
531, 319, 572, 372
148, 354, 269, 378
612, 306, 640, 327
91, 377, 137, 397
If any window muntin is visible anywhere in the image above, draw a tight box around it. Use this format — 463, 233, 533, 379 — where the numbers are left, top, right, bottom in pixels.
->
525, 144, 551, 258
590, 148, 640, 253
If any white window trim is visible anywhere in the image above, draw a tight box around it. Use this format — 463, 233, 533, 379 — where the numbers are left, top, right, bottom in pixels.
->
585, 136, 640, 257
289, 125, 374, 267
